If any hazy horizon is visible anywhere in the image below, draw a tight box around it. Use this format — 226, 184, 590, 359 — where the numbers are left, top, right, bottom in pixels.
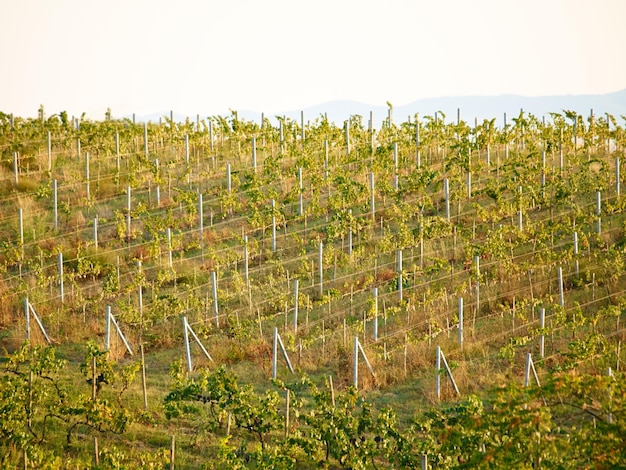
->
2, 0, 625, 119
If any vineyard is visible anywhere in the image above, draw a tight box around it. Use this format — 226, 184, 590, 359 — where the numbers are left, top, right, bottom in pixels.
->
0, 106, 625, 468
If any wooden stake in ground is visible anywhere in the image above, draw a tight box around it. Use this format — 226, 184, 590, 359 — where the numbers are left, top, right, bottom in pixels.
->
170, 435, 175, 470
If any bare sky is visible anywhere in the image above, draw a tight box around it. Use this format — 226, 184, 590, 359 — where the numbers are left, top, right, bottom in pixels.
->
1, 0, 625, 119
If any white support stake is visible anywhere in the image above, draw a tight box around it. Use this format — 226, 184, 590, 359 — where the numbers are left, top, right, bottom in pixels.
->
47, 131, 52, 171
318, 241, 323, 296
252, 137, 257, 173
198, 193, 204, 249
272, 327, 294, 379
211, 271, 219, 327
293, 279, 299, 333
186, 321, 213, 363
353, 337, 375, 389
458, 298, 464, 345
13, 152, 19, 187
183, 316, 193, 371
558, 266, 565, 308
370, 172, 375, 222
243, 236, 249, 287
271, 199, 277, 252
26, 300, 51, 344
373, 287, 379, 342
539, 307, 546, 358
18, 207, 23, 246
397, 249, 403, 301
616, 157, 620, 197
58, 252, 64, 303
85, 152, 90, 200
444, 178, 450, 221
94, 218, 98, 251
226, 163, 232, 194
25, 298, 30, 341
298, 167, 303, 217
166, 228, 173, 269
126, 187, 132, 241
524, 352, 540, 387
107, 307, 133, 356
53, 179, 58, 231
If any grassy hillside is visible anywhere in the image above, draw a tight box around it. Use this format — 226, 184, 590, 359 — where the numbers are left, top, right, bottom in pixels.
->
0, 108, 624, 468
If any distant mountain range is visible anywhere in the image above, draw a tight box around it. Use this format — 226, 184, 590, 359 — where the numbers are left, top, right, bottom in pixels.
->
136, 89, 626, 128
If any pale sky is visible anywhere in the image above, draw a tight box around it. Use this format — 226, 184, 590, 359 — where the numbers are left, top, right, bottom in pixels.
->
1, 0, 625, 119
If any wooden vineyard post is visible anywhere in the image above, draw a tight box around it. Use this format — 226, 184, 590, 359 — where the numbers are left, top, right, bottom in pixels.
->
47, 130, 52, 171
298, 167, 303, 217
616, 157, 620, 197
166, 228, 173, 269
184, 134, 190, 168
348, 209, 353, 256
243, 235, 249, 287
170, 435, 175, 470
272, 327, 295, 379
252, 137, 257, 173
293, 279, 299, 333
458, 297, 464, 346
574, 231, 579, 275
397, 249, 403, 301
93, 217, 98, 251
271, 199, 277, 252
370, 172, 375, 223
13, 152, 18, 187
198, 193, 204, 254
393, 142, 399, 190
143, 122, 148, 157
558, 266, 565, 308
53, 179, 58, 231
85, 152, 90, 201
284, 389, 290, 437
474, 254, 481, 326
416, 117, 421, 168
353, 336, 375, 389
115, 131, 120, 177
608, 367, 614, 423
324, 139, 329, 180
539, 307, 546, 359
541, 150, 546, 189
24, 298, 30, 341
596, 190, 602, 234
226, 163, 232, 194
318, 241, 323, 297
373, 287, 379, 342
126, 186, 132, 242
58, 252, 64, 303
91, 355, 97, 401
345, 119, 350, 155
209, 119, 214, 152
140, 344, 148, 411
93, 436, 99, 466
444, 178, 450, 221
211, 271, 219, 327
18, 207, 23, 251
